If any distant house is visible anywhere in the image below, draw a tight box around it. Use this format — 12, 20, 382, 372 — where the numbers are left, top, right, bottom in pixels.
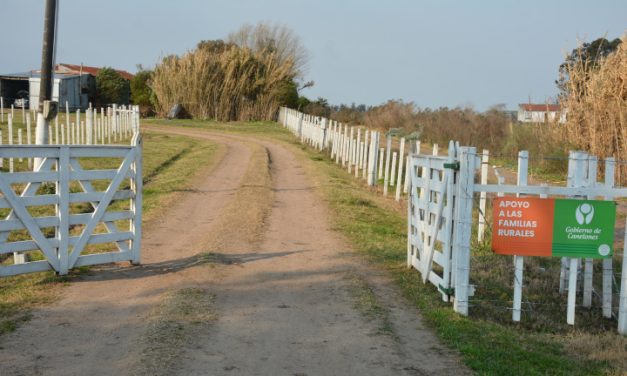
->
0, 63, 133, 110
517, 103, 566, 124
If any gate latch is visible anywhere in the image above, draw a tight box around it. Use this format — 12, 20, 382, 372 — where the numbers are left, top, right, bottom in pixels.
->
443, 162, 460, 170
438, 284, 455, 297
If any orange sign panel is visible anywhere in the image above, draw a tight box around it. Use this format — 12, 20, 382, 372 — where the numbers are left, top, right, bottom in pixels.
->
492, 197, 554, 256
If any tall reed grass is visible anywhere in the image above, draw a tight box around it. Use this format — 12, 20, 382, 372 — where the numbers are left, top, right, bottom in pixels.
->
152, 24, 303, 122
557, 35, 626, 182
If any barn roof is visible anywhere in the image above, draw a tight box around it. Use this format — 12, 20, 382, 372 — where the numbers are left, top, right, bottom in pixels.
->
518, 103, 562, 112
55, 63, 134, 80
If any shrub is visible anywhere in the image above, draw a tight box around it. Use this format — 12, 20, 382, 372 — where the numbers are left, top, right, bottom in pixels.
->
95, 67, 130, 106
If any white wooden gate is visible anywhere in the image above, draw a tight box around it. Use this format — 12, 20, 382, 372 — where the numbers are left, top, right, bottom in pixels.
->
0, 134, 142, 276
407, 142, 477, 315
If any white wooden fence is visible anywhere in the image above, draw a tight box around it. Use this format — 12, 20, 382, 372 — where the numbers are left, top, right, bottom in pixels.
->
0, 110, 142, 277
408, 145, 627, 334
280, 107, 417, 199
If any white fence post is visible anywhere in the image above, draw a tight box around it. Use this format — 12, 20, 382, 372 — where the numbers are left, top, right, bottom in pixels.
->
17, 129, 23, 162
378, 148, 384, 180
8, 114, 14, 172
567, 151, 587, 325
361, 130, 369, 179
58, 146, 70, 275
54, 117, 59, 144
26, 114, 32, 169
453, 146, 476, 316
86, 108, 94, 145
478, 149, 489, 242
582, 156, 598, 308
618, 216, 627, 335
603, 158, 615, 318
131, 135, 143, 264
367, 131, 379, 186
395, 137, 405, 201
560, 153, 576, 294
390, 152, 397, 187
512, 150, 528, 322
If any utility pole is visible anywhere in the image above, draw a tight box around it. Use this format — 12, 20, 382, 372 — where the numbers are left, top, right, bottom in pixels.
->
35, 0, 58, 166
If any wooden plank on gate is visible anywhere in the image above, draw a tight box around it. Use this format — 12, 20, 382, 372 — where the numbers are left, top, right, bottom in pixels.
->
67, 151, 134, 267
0, 260, 52, 277
0, 216, 60, 232
0, 158, 55, 243
69, 159, 130, 253
74, 251, 134, 268
1, 171, 58, 184
0, 178, 59, 270
0, 195, 58, 209
0, 239, 59, 254
422, 168, 449, 283
69, 190, 134, 203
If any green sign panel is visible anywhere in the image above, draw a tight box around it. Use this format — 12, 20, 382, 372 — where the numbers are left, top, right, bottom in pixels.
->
552, 199, 616, 258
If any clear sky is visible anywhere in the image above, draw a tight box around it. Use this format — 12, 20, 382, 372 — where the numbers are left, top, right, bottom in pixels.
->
1, 0, 625, 111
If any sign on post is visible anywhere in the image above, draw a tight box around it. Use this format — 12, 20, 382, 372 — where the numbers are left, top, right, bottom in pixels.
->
492, 197, 615, 258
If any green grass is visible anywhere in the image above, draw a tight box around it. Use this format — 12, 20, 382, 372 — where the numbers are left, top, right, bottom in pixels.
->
0, 131, 219, 336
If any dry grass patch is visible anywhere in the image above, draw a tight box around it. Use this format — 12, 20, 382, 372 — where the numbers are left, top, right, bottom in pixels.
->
131, 287, 216, 376
204, 142, 274, 250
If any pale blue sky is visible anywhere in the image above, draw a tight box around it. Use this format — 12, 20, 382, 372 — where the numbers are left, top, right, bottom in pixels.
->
1, 0, 625, 111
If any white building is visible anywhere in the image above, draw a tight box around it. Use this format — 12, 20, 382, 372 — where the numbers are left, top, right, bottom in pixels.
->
29, 74, 90, 110
0, 71, 90, 110
517, 104, 566, 124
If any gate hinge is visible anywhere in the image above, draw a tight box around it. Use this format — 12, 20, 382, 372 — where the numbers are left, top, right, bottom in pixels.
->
438, 284, 455, 297
443, 162, 460, 170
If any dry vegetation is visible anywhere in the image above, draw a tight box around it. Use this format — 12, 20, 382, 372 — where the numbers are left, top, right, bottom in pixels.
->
151, 23, 305, 122
558, 35, 627, 181
359, 100, 511, 152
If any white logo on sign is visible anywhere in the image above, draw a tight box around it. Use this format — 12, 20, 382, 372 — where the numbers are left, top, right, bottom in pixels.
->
575, 203, 594, 225
598, 244, 611, 256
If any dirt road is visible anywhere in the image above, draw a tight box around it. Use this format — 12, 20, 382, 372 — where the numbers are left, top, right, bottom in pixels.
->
0, 126, 469, 375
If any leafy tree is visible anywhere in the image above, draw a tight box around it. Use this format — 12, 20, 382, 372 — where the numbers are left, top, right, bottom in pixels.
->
130, 67, 154, 115
96, 67, 130, 106
296, 96, 311, 111
273, 80, 299, 108
556, 37, 622, 99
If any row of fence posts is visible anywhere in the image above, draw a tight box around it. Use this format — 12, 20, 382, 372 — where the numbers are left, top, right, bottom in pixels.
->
0, 102, 140, 172
280, 107, 442, 201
